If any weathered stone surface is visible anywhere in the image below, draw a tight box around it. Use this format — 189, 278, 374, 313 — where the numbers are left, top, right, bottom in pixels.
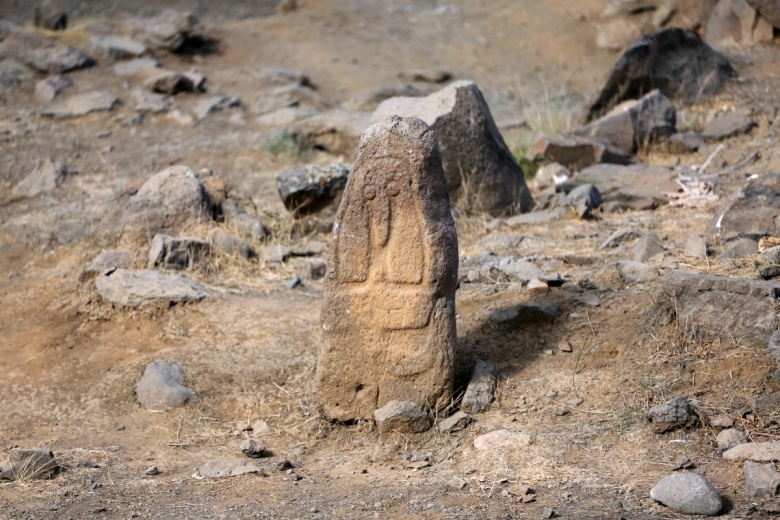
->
585, 28, 737, 121
634, 232, 665, 262
343, 83, 424, 111
221, 199, 268, 242
528, 134, 632, 172
81, 249, 135, 280
12, 158, 68, 198
646, 396, 699, 433
717, 237, 757, 259
119, 165, 211, 246
317, 116, 458, 421
747, 0, 780, 27
565, 163, 679, 209
768, 330, 780, 381
661, 270, 780, 346
707, 0, 775, 47
292, 109, 372, 157
208, 228, 252, 259
710, 173, 780, 236
702, 111, 757, 140
617, 260, 659, 283
473, 430, 532, 451
252, 84, 324, 116
461, 360, 497, 414
149, 235, 211, 269
131, 88, 170, 113
534, 163, 570, 191
255, 66, 312, 87
487, 303, 558, 324
575, 90, 676, 154
277, 163, 351, 217
0, 449, 57, 480
373, 80, 534, 215
373, 400, 431, 433
0, 20, 94, 73
717, 428, 747, 450
438, 410, 472, 433
195, 95, 241, 120
684, 234, 710, 258
195, 459, 265, 479
114, 58, 160, 77
41, 90, 119, 118
567, 184, 603, 217
34, 74, 73, 102
34, 1, 68, 31
664, 131, 705, 153
140, 69, 195, 95
745, 461, 780, 498
96, 269, 205, 307
89, 35, 147, 60
400, 69, 452, 83
600, 226, 641, 249
129, 9, 209, 53
240, 439, 266, 458
724, 442, 780, 461
136, 360, 194, 410
650, 473, 722, 515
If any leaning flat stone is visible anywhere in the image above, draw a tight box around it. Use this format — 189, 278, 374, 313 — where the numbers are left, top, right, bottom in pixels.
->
317, 115, 458, 421
96, 269, 205, 307
12, 158, 68, 198
474, 430, 532, 451
616, 260, 659, 283
41, 90, 119, 118
0, 449, 57, 480
374, 400, 431, 434
136, 360, 194, 410
723, 442, 780, 462
650, 473, 722, 515
461, 360, 497, 414
528, 134, 632, 172
634, 232, 665, 262
195, 459, 265, 479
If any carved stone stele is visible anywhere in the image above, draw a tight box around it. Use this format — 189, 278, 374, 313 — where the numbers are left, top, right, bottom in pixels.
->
317, 115, 458, 422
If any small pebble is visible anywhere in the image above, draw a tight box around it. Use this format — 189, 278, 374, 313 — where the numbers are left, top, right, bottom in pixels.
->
145, 466, 160, 476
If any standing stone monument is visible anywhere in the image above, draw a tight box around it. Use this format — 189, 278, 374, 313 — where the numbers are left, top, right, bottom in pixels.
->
317, 115, 458, 422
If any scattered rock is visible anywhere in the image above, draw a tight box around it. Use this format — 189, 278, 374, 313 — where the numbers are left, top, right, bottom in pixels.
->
747, 0, 780, 27
12, 158, 68, 198
291, 109, 372, 157
706, 0, 774, 47
577, 293, 601, 307
0, 449, 57, 480
684, 234, 709, 258
260, 245, 291, 263
307, 259, 327, 280
567, 184, 603, 217
527, 278, 550, 294
34, 74, 73, 102
473, 430, 532, 451
195, 459, 265, 479
616, 260, 660, 283
114, 58, 160, 77
374, 401, 432, 434
41, 90, 120, 118
600, 227, 640, 249
131, 88, 170, 114
129, 9, 210, 54
208, 228, 252, 259
585, 28, 737, 121
710, 415, 734, 428
34, 1, 68, 31
528, 134, 632, 172
710, 173, 780, 236
461, 360, 497, 414
702, 111, 757, 141
96, 269, 205, 307
565, 164, 678, 209
284, 276, 302, 289
145, 466, 160, 476
493, 259, 547, 282
767, 332, 780, 382
634, 232, 665, 262
650, 473, 722, 516
81, 249, 136, 281
447, 477, 467, 490
195, 94, 241, 120
119, 165, 211, 247
723, 441, 780, 461
251, 420, 272, 435
542, 507, 556, 519
663, 131, 705, 153
646, 396, 699, 433
140, 69, 195, 95
762, 265, 780, 280
575, 89, 676, 154
277, 163, 351, 218
317, 116, 458, 421
488, 303, 559, 324
745, 460, 780, 498
136, 360, 194, 410
221, 199, 268, 242
534, 163, 570, 191
343, 83, 424, 111
240, 439, 266, 458
255, 66, 312, 88
438, 411, 472, 434
373, 80, 534, 215
149, 235, 211, 269
400, 69, 452, 83
596, 18, 642, 51
0, 20, 94, 73
717, 428, 747, 450
252, 84, 324, 116
89, 35, 147, 60
717, 237, 757, 259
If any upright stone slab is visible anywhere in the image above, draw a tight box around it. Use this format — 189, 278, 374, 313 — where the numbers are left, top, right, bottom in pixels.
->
317, 115, 458, 422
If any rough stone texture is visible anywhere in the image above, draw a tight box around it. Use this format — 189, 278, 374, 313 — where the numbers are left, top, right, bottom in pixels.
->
140, 69, 195, 95
438, 410, 472, 433
255, 66, 312, 87
208, 228, 252, 259
534, 163, 570, 191
89, 35, 147, 60
195, 459, 265, 478
616, 260, 660, 283
528, 134, 632, 172
747, 0, 780, 27
567, 184, 603, 217
195, 95, 241, 120
96, 269, 205, 307
34, 74, 73, 102
564, 164, 679, 209
221, 199, 267, 242
684, 234, 710, 258
634, 232, 665, 262
745, 461, 780, 498
461, 360, 497, 414
646, 396, 699, 433
41, 90, 119, 118
0, 449, 58, 480
664, 131, 705, 153
12, 158, 68, 198
373, 80, 534, 215
343, 83, 424, 111
317, 116, 458, 422
0, 20, 94, 73
34, 1, 68, 31
707, 0, 775, 46
717, 428, 748, 450
473, 430, 532, 451
114, 58, 160, 77
373, 400, 432, 433
724, 441, 780, 461
650, 473, 722, 515
277, 163, 351, 218
717, 237, 758, 259
119, 165, 211, 247
81, 249, 135, 281
129, 9, 209, 53
260, 245, 291, 263
148, 235, 211, 269
585, 28, 737, 121
136, 360, 194, 410
487, 303, 558, 324
702, 111, 757, 140
291, 109, 372, 157
252, 84, 324, 116
710, 173, 780, 236
575, 90, 676, 154
661, 270, 780, 346
240, 439, 266, 458
768, 330, 780, 382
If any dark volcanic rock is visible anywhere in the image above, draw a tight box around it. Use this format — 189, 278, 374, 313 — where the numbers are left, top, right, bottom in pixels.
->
585, 28, 737, 121
0, 20, 94, 73
702, 111, 757, 141
646, 396, 699, 433
34, 1, 68, 31
277, 163, 351, 218
709, 173, 780, 236
528, 134, 632, 172
136, 360, 194, 410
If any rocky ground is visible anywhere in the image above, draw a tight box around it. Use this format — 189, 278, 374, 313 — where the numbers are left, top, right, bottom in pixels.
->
2, 0, 780, 518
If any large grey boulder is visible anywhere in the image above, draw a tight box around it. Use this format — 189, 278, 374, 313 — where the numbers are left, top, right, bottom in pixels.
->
373, 80, 533, 216
373, 401, 431, 434
96, 269, 205, 307
41, 91, 120, 118
277, 163, 351, 218
650, 473, 722, 515
119, 165, 211, 247
136, 360, 194, 410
